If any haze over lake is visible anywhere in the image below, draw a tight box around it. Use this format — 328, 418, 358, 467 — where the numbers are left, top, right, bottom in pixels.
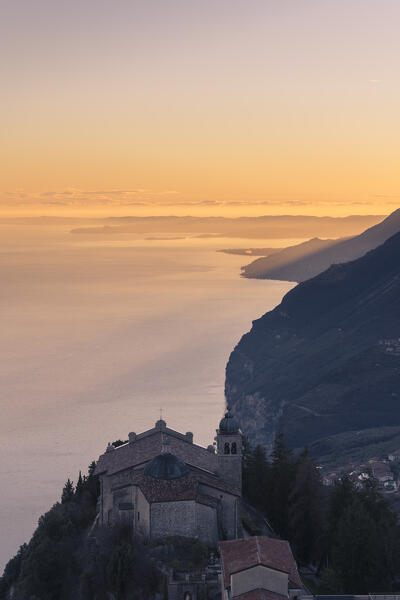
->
0, 222, 294, 569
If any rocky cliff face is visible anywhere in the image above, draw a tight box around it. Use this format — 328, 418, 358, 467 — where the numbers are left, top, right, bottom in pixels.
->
226, 232, 400, 466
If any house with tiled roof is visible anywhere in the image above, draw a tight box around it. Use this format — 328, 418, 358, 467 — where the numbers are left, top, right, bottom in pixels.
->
219, 537, 303, 600
94, 412, 243, 544
370, 461, 394, 487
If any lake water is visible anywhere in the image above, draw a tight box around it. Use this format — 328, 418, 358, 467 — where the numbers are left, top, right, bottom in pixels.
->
0, 224, 295, 570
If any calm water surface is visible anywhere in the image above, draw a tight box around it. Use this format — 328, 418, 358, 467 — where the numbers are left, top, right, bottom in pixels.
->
0, 224, 295, 569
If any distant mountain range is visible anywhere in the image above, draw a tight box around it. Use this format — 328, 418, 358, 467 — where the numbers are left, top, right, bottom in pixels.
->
225, 230, 400, 468
241, 208, 400, 281
69, 214, 383, 240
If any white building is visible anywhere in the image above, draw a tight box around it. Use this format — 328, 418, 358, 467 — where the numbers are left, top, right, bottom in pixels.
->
219, 536, 303, 600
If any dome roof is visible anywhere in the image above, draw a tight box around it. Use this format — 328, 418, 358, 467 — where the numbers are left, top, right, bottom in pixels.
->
219, 408, 239, 434
143, 452, 190, 480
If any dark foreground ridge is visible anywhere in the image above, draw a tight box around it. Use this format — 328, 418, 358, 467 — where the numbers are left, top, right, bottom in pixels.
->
226, 231, 400, 465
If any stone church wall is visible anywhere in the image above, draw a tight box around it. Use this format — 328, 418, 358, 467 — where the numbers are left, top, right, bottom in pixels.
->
99, 476, 114, 525
134, 486, 150, 538
195, 502, 218, 546
151, 500, 197, 539
197, 484, 239, 539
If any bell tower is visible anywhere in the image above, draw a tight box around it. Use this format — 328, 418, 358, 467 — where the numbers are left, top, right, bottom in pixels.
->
216, 407, 243, 491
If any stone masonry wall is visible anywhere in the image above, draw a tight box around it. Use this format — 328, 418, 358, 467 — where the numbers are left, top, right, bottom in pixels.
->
151, 500, 197, 539
197, 483, 239, 539
195, 502, 219, 546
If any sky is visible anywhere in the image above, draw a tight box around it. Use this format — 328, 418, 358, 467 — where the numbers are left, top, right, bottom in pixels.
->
1, 0, 400, 217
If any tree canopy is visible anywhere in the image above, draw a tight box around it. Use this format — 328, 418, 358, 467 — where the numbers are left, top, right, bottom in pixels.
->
242, 435, 400, 593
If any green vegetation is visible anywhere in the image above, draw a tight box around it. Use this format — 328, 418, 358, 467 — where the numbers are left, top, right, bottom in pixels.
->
309, 426, 400, 470
150, 536, 210, 572
0, 463, 161, 600
243, 435, 400, 593
112, 439, 129, 447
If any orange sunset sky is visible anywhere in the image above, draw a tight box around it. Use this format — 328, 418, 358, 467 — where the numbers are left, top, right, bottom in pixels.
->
1, 0, 400, 218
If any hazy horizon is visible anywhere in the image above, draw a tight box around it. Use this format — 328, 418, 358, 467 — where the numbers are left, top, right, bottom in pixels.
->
2, 1, 400, 218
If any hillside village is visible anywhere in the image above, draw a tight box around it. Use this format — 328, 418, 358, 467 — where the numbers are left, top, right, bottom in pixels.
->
3, 410, 400, 600
323, 452, 400, 491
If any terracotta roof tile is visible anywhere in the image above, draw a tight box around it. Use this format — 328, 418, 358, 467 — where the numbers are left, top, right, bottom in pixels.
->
129, 465, 239, 504
132, 472, 199, 503
233, 590, 288, 600
94, 426, 218, 477
219, 537, 302, 589
194, 469, 241, 496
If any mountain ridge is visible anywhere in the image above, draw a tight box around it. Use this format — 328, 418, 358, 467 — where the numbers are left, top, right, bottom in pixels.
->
241, 208, 400, 281
225, 231, 400, 467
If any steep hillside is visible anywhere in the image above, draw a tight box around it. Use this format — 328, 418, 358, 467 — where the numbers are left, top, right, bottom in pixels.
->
226, 232, 400, 466
241, 237, 343, 278
241, 208, 400, 282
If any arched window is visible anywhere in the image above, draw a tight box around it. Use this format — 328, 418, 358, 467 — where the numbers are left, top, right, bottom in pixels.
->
231, 442, 237, 454
184, 593, 192, 600
224, 442, 230, 454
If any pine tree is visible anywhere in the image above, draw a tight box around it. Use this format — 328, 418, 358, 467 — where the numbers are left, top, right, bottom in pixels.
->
85, 461, 100, 505
324, 474, 356, 561
288, 447, 324, 564
269, 432, 295, 538
75, 471, 84, 499
331, 498, 379, 593
318, 567, 343, 594
61, 478, 75, 504
243, 445, 270, 510
327, 475, 400, 593
88, 460, 96, 478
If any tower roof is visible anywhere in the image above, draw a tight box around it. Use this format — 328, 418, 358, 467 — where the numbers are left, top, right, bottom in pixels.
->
143, 452, 190, 480
219, 408, 240, 434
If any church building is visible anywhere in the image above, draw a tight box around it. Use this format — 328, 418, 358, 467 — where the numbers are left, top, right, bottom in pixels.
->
94, 410, 243, 545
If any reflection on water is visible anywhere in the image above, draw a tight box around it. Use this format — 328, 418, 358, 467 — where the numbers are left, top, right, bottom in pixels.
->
0, 224, 295, 569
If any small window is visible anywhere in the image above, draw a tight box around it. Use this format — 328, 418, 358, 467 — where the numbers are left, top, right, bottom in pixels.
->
231, 442, 237, 454
224, 442, 230, 454
138, 511, 140, 521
